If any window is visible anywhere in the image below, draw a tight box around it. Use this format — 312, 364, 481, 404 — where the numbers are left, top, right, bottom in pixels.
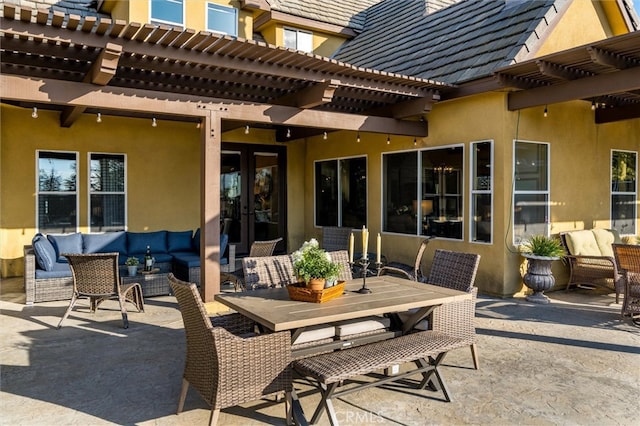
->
37, 151, 78, 234
611, 150, 637, 236
206, 3, 237, 36
383, 146, 464, 239
284, 27, 313, 53
513, 140, 549, 244
470, 141, 493, 243
150, 0, 183, 26
315, 156, 367, 228
90, 153, 126, 232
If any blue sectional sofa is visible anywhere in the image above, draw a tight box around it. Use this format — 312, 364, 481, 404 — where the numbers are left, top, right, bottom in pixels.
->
24, 230, 234, 304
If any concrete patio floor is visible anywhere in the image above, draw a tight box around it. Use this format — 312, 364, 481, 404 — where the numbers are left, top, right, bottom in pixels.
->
1, 276, 638, 425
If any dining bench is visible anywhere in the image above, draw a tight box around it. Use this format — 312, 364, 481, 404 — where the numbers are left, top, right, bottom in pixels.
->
293, 329, 466, 425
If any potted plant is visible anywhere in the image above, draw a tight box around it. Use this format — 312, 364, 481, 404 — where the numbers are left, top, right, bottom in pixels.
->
293, 239, 341, 290
520, 235, 566, 304
125, 257, 140, 277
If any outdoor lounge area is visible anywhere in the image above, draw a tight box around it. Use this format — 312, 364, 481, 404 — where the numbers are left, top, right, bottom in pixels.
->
1, 276, 638, 425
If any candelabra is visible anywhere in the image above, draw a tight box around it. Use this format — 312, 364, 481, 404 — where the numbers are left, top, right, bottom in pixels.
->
350, 256, 383, 293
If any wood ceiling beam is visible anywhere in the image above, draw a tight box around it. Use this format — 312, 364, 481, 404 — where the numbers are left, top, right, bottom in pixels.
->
536, 60, 588, 80
587, 46, 637, 70
0, 74, 428, 136
595, 103, 640, 123
367, 93, 440, 119
507, 66, 640, 110
60, 42, 122, 127
272, 79, 339, 108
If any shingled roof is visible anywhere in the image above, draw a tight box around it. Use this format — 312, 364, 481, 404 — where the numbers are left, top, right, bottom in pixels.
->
333, 0, 570, 84
1, 0, 106, 18
266, 0, 381, 31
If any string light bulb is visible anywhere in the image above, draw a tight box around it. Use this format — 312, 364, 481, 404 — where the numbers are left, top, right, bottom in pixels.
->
356, 133, 361, 143
151, 117, 157, 127
286, 128, 291, 138
543, 106, 548, 118
413, 138, 417, 146
323, 131, 328, 140
196, 121, 201, 129
96, 113, 102, 123
244, 124, 250, 134
31, 107, 38, 118
591, 101, 596, 111
386, 135, 391, 145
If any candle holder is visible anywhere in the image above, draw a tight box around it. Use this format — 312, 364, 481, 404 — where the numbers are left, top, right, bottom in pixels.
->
349, 257, 384, 294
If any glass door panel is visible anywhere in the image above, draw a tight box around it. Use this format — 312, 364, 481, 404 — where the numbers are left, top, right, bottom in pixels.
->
253, 152, 280, 242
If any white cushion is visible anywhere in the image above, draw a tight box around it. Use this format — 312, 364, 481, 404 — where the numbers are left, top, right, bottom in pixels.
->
565, 230, 601, 256
592, 228, 621, 257
334, 316, 390, 337
292, 325, 335, 345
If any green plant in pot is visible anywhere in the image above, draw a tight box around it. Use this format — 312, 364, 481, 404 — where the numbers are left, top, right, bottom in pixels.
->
520, 235, 565, 304
125, 256, 140, 277
293, 239, 341, 290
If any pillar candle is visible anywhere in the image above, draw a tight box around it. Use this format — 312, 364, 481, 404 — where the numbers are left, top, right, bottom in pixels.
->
349, 233, 354, 263
362, 226, 369, 259
376, 233, 381, 263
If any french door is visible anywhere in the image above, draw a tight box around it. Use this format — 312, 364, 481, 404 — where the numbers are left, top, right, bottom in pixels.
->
220, 143, 286, 254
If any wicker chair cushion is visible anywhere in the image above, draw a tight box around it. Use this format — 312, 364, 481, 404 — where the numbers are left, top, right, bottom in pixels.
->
167, 230, 193, 252
334, 316, 390, 337
127, 230, 168, 254
564, 230, 601, 256
82, 232, 127, 257
292, 325, 335, 345
47, 233, 83, 262
34, 262, 72, 279
32, 233, 57, 271
592, 229, 621, 257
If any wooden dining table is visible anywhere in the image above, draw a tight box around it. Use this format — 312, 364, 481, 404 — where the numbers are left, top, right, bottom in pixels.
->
215, 275, 471, 357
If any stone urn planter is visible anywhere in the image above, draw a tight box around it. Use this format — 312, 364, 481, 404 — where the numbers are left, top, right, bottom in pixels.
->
520, 235, 565, 304
522, 254, 558, 304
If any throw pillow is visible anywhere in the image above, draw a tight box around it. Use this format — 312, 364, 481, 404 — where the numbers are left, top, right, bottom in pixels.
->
47, 233, 83, 262
32, 233, 57, 271
168, 230, 193, 252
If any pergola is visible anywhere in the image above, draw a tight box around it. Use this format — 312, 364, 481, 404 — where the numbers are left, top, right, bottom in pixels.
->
2, 4, 639, 299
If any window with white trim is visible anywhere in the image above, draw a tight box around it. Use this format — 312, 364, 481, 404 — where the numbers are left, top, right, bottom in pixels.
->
37, 151, 78, 234
315, 156, 367, 228
470, 140, 493, 243
206, 3, 237, 36
150, 0, 183, 26
90, 153, 126, 232
611, 150, 637, 236
284, 27, 313, 53
383, 145, 464, 239
513, 140, 549, 244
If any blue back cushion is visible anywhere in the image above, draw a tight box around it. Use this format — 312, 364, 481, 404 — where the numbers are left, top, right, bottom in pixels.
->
32, 233, 57, 271
83, 231, 127, 255
127, 231, 168, 254
47, 233, 83, 263
190, 230, 227, 258
168, 230, 193, 253
192, 228, 201, 253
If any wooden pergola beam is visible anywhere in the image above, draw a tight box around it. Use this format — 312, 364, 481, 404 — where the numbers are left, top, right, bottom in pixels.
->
0, 74, 428, 136
273, 79, 339, 108
595, 103, 640, 123
587, 46, 637, 70
507, 66, 640, 110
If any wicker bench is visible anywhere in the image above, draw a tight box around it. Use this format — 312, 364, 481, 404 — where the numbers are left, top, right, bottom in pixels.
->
293, 330, 466, 425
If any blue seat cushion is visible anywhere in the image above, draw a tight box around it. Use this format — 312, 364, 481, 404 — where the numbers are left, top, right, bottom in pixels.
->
32, 233, 57, 271
47, 233, 83, 263
127, 231, 168, 254
83, 231, 127, 255
34, 262, 71, 279
168, 230, 193, 253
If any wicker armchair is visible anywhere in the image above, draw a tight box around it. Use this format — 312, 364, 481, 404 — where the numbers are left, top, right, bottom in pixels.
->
428, 249, 481, 369
242, 254, 297, 290
328, 250, 353, 282
322, 226, 353, 252
57, 253, 144, 329
612, 244, 640, 324
249, 237, 283, 257
378, 237, 433, 282
168, 274, 293, 425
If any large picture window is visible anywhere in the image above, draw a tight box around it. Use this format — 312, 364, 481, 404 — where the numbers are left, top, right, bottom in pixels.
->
90, 153, 126, 232
513, 140, 549, 244
37, 151, 78, 234
611, 150, 637, 236
470, 141, 493, 243
284, 27, 313, 52
207, 3, 237, 36
150, 0, 183, 26
315, 156, 367, 228
383, 146, 464, 239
